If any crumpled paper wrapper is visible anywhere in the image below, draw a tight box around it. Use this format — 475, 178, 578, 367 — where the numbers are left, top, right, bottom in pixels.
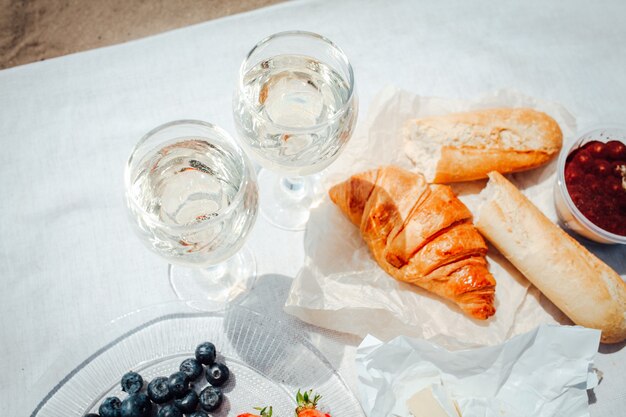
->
355, 324, 601, 417
284, 86, 625, 348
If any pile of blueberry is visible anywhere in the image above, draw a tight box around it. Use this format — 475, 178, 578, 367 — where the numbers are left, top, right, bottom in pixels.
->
84, 342, 230, 417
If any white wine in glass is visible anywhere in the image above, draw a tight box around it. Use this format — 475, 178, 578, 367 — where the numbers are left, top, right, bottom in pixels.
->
125, 120, 258, 302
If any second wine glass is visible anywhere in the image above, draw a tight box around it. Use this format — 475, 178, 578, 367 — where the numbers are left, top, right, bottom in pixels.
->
233, 31, 358, 230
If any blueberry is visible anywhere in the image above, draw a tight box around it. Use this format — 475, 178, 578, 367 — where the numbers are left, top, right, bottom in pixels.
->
174, 389, 199, 413
195, 342, 216, 365
180, 358, 203, 381
205, 362, 229, 386
198, 386, 222, 412
156, 404, 183, 417
121, 371, 144, 394
84, 414, 101, 417
168, 371, 190, 399
99, 397, 122, 417
147, 377, 172, 404
188, 412, 209, 417
120, 393, 152, 417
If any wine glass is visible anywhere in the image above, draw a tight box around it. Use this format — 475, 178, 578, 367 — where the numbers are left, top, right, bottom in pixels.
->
233, 31, 358, 230
124, 120, 258, 302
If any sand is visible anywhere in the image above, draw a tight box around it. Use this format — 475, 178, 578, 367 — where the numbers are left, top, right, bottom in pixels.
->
0, 0, 284, 69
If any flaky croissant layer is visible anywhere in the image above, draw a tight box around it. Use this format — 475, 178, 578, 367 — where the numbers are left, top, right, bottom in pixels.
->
329, 166, 496, 319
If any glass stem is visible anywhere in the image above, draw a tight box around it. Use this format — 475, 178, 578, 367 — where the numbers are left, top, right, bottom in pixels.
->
281, 176, 307, 199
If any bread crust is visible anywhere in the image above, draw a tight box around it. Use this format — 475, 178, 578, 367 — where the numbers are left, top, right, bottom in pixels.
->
434, 147, 555, 183
329, 169, 379, 226
404, 108, 563, 183
385, 184, 473, 267
476, 171, 626, 343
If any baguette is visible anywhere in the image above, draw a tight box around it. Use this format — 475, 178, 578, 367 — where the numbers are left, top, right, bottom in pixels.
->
404, 108, 563, 183
476, 171, 626, 343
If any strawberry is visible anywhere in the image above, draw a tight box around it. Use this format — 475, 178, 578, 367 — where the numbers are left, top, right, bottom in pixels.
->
238, 406, 272, 417
295, 390, 330, 417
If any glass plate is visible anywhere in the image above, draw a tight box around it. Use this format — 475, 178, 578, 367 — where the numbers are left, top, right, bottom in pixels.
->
31, 303, 364, 417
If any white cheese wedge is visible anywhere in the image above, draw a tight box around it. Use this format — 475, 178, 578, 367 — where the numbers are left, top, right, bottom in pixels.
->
406, 385, 461, 417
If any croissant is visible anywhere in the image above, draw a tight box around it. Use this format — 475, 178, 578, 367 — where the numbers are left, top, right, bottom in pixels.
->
329, 165, 496, 319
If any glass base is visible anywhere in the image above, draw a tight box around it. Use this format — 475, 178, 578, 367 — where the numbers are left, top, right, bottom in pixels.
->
258, 169, 322, 231
168, 246, 256, 304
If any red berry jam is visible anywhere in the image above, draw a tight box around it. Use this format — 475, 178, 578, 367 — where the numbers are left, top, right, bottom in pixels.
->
564, 140, 626, 236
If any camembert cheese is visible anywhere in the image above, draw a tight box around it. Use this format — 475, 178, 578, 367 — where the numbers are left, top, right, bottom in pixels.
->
406, 385, 461, 417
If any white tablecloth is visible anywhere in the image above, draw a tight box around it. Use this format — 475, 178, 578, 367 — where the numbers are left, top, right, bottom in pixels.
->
1, 0, 625, 416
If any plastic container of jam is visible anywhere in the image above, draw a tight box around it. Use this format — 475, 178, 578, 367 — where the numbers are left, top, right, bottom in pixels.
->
554, 125, 626, 244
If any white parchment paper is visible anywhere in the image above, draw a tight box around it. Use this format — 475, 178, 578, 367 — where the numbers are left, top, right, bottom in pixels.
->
355, 325, 601, 417
284, 87, 625, 348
